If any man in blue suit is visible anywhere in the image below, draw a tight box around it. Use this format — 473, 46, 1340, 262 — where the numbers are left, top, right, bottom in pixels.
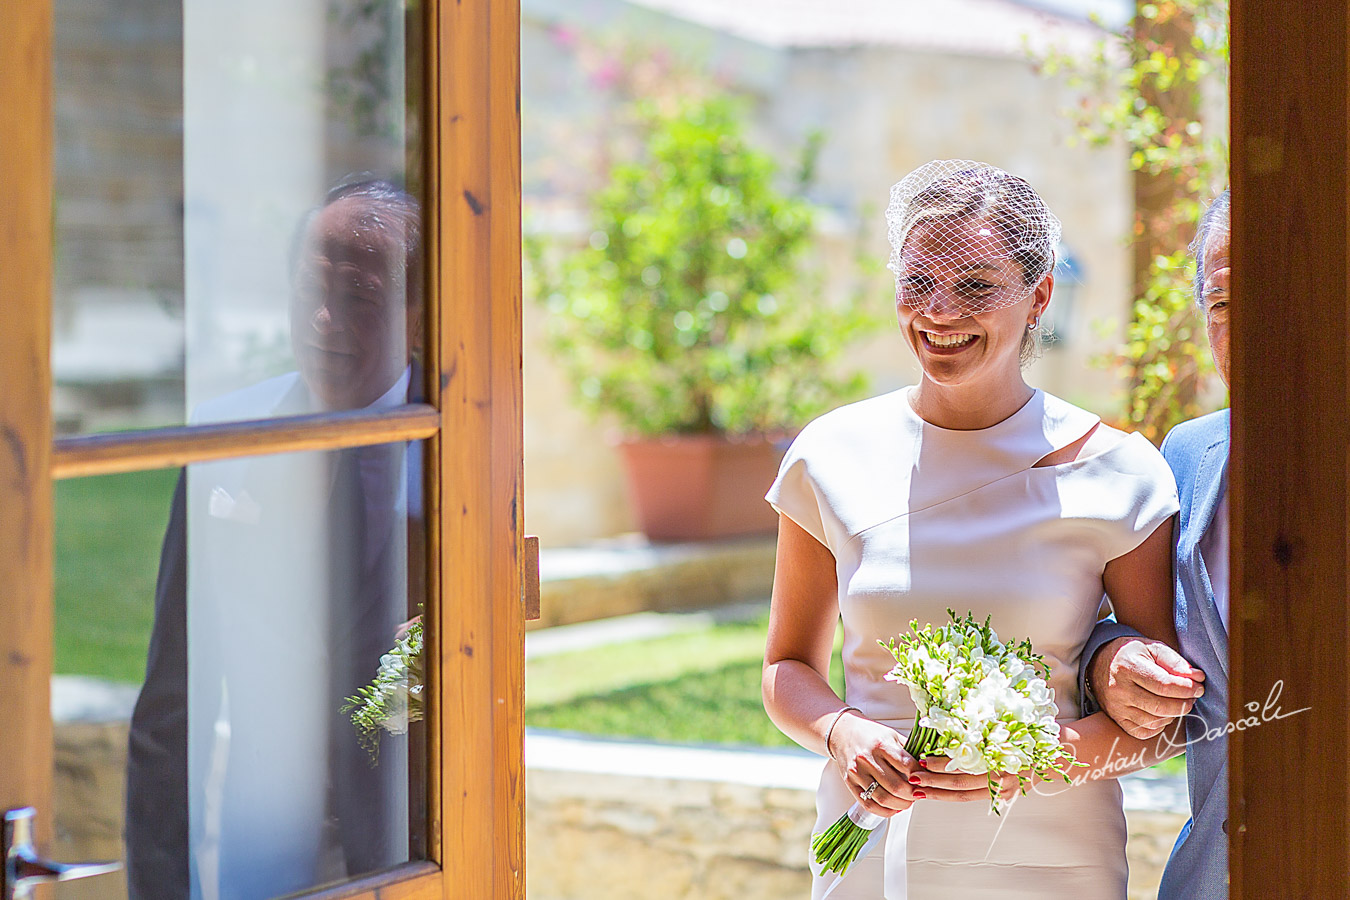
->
1079, 190, 1231, 899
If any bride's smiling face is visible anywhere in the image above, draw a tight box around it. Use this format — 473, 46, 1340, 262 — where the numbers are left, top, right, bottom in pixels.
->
895, 216, 1050, 390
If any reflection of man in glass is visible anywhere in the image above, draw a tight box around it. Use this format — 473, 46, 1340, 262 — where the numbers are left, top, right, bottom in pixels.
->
291, 182, 420, 411
126, 179, 422, 900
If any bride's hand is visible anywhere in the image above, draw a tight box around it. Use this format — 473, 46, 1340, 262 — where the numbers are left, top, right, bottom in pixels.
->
827, 712, 921, 817
911, 756, 1028, 803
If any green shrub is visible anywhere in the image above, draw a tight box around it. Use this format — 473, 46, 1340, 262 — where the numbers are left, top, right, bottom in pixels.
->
530, 96, 880, 437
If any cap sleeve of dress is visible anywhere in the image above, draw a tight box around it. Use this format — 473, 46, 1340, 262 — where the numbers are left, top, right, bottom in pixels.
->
1080, 431, 1181, 561
765, 422, 834, 553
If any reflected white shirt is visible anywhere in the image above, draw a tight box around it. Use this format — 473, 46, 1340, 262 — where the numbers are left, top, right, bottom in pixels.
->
371, 367, 411, 411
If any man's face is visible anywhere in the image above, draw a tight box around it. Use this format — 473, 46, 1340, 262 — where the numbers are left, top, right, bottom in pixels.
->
290, 196, 412, 409
1200, 228, 1232, 389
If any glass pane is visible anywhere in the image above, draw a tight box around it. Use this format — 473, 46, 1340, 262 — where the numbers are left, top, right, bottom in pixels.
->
52, 441, 427, 900
53, 0, 424, 435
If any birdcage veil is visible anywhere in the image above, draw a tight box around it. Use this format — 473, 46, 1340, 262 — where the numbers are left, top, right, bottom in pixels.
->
885, 160, 1062, 314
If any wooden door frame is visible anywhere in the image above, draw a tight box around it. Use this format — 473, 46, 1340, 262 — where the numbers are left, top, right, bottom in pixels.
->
0, 0, 524, 898
1229, 0, 1349, 895
0, 0, 56, 848
426, 0, 525, 895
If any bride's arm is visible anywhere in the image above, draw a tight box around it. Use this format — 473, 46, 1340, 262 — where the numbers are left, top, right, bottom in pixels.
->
1056, 710, 1188, 782
1088, 514, 1208, 738
1103, 515, 1180, 650
913, 710, 1187, 799
761, 514, 852, 757
1056, 513, 1197, 777
762, 515, 926, 816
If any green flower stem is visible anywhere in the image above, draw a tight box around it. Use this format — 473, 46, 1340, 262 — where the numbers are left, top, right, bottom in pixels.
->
904, 725, 942, 762
811, 812, 875, 876
811, 725, 946, 876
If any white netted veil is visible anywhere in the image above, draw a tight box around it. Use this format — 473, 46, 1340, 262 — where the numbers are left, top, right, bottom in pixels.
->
885, 160, 1062, 314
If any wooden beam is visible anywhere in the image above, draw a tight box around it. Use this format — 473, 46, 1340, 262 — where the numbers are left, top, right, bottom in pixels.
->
51, 404, 440, 479
0, 0, 53, 832
432, 0, 524, 896
1230, 0, 1350, 894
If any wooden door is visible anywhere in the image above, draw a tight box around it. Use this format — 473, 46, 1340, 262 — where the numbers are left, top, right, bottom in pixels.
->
1230, 0, 1350, 895
0, 1, 524, 898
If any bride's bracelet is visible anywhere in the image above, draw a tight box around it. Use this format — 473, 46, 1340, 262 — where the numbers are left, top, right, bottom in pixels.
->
824, 706, 861, 760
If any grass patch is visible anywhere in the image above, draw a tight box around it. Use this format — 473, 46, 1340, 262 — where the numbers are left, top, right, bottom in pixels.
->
526, 615, 845, 748
530, 656, 798, 747
55, 468, 178, 683
526, 613, 777, 707
1150, 753, 1187, 777
527, 616, 1190, 782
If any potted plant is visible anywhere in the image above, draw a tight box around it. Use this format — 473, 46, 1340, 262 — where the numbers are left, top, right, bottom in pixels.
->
530, 96, 880, 541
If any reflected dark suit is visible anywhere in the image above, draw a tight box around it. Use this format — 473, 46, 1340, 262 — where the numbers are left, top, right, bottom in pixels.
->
125, 372, 416, 899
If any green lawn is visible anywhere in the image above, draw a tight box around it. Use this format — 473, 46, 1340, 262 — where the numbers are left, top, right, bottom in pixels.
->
530, 657, 796, 746
54, 468, 178, 683
526, 614, 845, 748
526, 615, 1188, 778
51, 469, 1194, 778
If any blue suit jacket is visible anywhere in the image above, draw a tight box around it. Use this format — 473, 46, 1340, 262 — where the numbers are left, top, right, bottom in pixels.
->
1080, 409, 1230, 900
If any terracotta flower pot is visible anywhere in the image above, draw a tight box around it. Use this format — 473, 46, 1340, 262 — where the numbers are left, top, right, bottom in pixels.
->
616, 433, 787, 542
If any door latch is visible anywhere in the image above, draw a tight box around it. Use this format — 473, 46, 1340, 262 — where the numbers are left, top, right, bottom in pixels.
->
3, 807, 121, 900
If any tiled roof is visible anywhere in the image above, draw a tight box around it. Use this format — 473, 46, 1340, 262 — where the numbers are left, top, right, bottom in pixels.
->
623, 0, 1104, 55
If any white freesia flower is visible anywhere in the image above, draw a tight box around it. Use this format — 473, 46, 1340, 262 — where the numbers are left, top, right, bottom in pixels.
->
949, 739, 981, 773
1028, 679, 1054, 707
999, 689, 1034, 720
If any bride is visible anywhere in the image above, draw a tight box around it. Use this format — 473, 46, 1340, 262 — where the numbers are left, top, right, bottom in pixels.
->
762, 160, 1190, 898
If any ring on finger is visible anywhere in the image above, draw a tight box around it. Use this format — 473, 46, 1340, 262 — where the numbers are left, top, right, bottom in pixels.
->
860, 780, 880, 801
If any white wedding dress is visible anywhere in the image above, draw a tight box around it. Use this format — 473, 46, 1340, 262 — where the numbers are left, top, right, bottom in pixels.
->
766, 387, 1178, 899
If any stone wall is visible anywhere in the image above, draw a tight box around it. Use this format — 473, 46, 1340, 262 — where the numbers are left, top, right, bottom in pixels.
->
527, 759, 1190, 900
53, 0, 184, 327
53, 722, 130, 900
53, 719, 1188, 900
527, 769, 815, 900
534, 537, 776, 630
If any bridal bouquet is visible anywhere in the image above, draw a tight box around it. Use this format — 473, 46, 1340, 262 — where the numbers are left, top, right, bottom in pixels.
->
812, 609, 1081, 879
344, 620, 424, 760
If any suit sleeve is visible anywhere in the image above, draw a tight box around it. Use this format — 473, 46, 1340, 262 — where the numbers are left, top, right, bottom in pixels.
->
1077, 614, 1145, 716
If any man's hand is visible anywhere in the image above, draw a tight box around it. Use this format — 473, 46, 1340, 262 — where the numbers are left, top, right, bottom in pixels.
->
1089, 637, 1205, 739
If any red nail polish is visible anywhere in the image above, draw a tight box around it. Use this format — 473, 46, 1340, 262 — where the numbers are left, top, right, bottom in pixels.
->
909, 776, 921, 784
918, 759, 928, 769
913, 790, 927, 799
